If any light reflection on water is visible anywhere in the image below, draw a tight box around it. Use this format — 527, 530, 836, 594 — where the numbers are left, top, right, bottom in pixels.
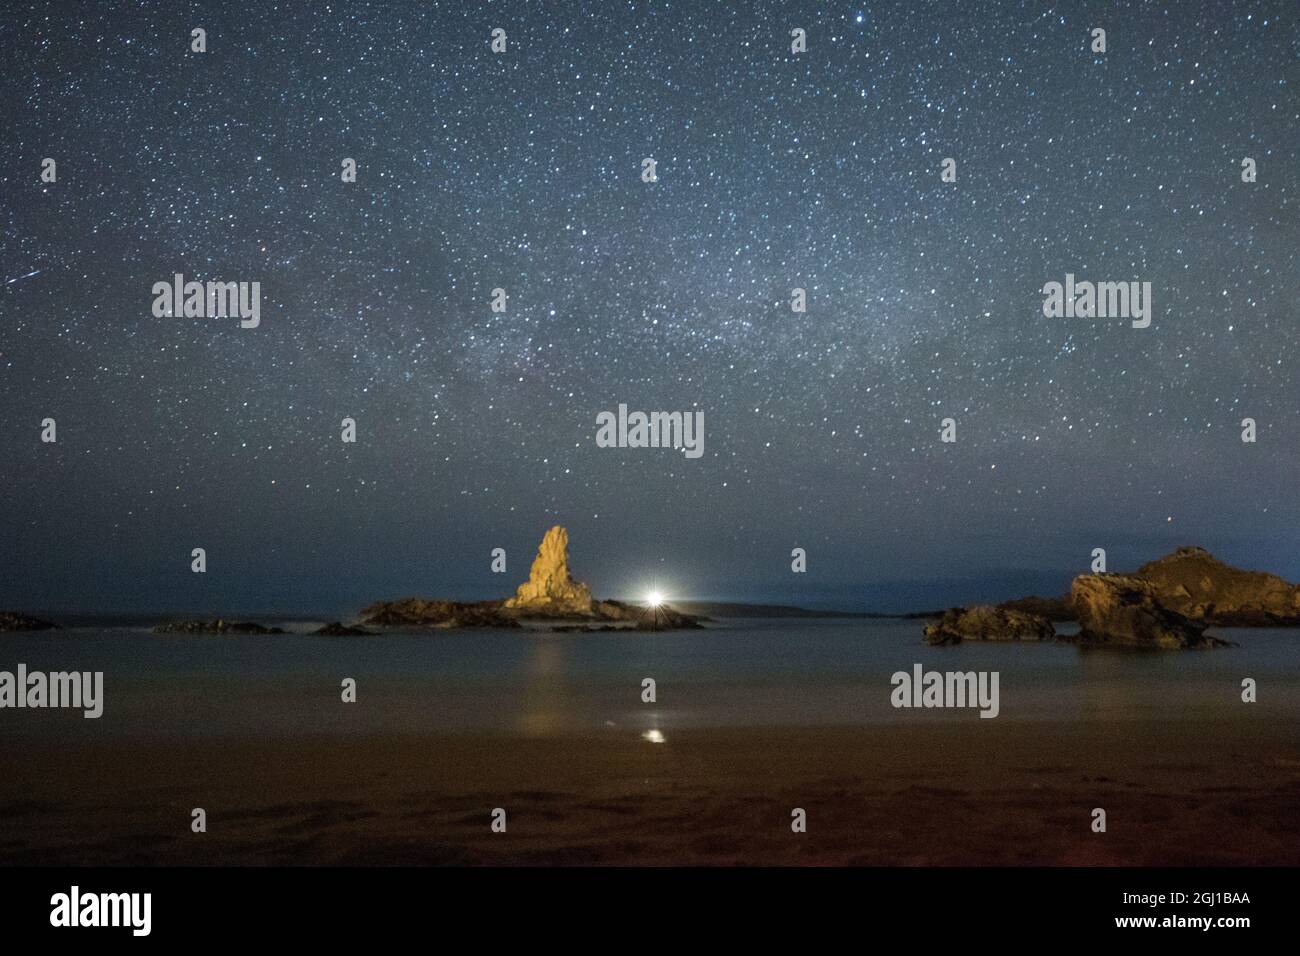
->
517, 637, 566, 737
0, 618, 1296, 741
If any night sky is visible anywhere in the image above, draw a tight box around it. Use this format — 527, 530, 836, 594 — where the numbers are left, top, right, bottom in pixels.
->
1, 1, 1296, 615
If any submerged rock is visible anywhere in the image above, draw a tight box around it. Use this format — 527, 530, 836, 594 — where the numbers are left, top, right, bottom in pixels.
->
1068, 574, 1232, 648
312, 622, 374, 636
0, 611, 59, 632
923, 605, 1054, 645
1134, 546, 1300, 626
152, 619, 286, 635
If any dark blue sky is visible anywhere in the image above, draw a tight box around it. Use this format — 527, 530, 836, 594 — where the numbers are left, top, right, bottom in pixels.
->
1, 1, 1296, 615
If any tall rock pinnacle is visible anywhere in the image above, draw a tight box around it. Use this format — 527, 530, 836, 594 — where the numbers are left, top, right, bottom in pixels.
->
504, 525, 594, 614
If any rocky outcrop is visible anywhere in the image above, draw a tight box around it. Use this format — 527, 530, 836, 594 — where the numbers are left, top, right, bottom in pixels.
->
357, 528, 704, 631
152, 619, 286, 635
999, 547, 1300, 629
312, 622, 375, 636
591, 600, 704, 629
1068, 574, 1231, 648
1134, 546, 1300, 626
503, 525, 594, 615
997, 595, 1075, 622
357, 596, 702, 630
358, 599, 520, 629
0, 611, 59, 631
923, 605, 1054, 645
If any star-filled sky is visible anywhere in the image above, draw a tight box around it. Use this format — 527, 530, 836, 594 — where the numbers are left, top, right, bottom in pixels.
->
1, 1, 1296, 615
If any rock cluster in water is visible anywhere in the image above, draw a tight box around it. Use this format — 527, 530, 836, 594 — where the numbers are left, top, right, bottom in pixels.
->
923, 606, 1055, 645
926, 546, 1288, 648
358, 599, 520, 629
312, 622, 375, 636
358, 525, 704, 630
152, 619, 286, 635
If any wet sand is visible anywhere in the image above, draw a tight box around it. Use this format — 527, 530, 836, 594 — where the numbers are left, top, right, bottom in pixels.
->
2, 719, 1297, 865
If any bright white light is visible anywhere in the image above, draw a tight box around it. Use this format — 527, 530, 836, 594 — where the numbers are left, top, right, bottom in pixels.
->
642, 729, 666, 744
646, 591, 664, 607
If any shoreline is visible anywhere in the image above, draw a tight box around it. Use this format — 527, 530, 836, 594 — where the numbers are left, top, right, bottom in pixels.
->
3, 720, 1296, 866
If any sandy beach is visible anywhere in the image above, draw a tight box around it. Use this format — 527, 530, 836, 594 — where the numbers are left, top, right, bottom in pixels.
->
4, 718, 1297, 866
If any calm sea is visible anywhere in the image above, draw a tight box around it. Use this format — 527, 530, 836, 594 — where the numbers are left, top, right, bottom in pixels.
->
2, 618, 1297, 741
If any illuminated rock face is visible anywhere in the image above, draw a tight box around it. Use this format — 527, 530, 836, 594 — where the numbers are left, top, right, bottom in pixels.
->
1134, 546, 1300, 626
1069, 574, 1228, 648
504, 526, 594, 615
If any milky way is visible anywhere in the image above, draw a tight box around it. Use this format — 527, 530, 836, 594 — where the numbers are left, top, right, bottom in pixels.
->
1, 1, 1296, 613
